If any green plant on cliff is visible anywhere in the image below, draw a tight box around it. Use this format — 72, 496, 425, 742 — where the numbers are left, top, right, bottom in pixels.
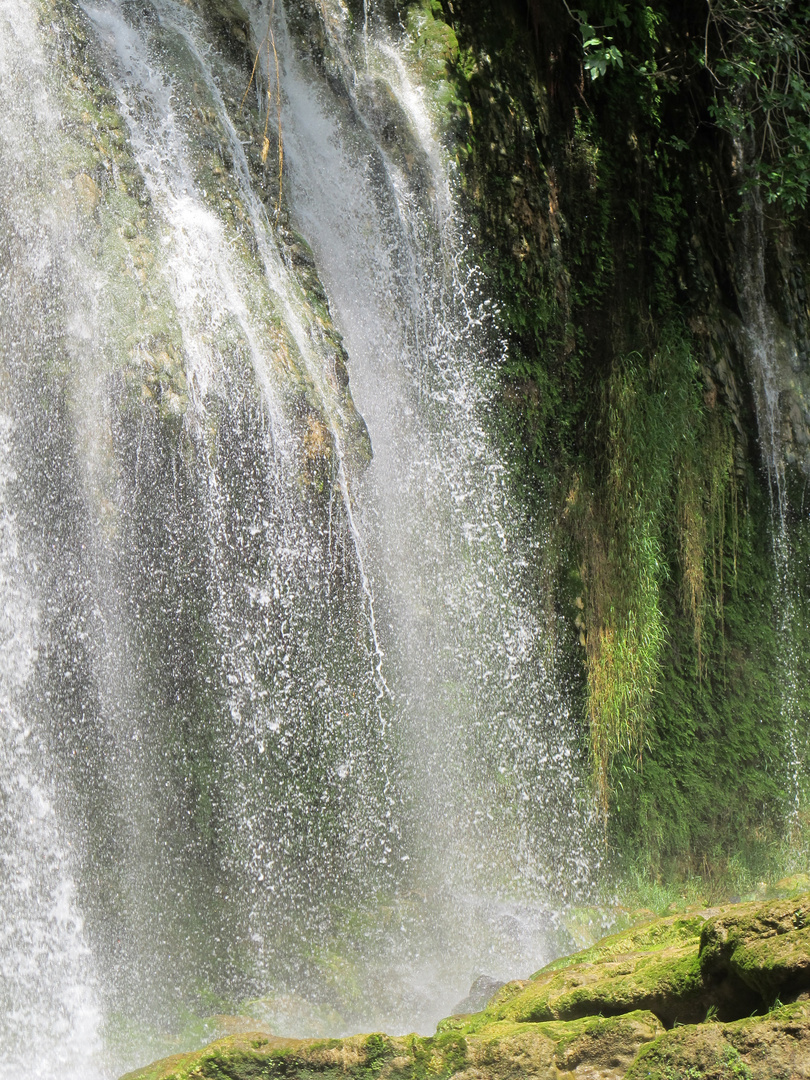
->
562, 0, 810, 214
568, 332, 739, 810
610, 471, 786, 875
572, 351, 669, 809
436, 0, 802, 872
703, 0, 810, 214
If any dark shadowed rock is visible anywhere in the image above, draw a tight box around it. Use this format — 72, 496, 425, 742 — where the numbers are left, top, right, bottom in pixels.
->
451, 974, 506, 1015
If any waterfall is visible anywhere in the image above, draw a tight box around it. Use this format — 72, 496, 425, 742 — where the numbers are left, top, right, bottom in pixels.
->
0, 6, 105, 1076
0, 407, 103, 1080
734, 173, 806, 822
0, 0, 598, 1074
275, 0, 597, 972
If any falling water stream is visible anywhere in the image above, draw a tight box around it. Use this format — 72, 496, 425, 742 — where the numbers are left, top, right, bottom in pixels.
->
0, 0, 599, 1075
734, 185, 806, 821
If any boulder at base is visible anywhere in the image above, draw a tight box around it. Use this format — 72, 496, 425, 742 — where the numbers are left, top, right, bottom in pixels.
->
120, 1013, 664, 1080
120, 894, 810, 1080
625, 1000, 810, 1079
699, 894, 810, 1002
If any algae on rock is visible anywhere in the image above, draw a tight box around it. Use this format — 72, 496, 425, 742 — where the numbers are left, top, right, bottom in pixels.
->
425, 0, 810, 874
119, 894, 810, 1080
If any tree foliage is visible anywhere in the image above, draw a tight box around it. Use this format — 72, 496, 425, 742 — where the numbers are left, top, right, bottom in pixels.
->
705, 0, 810, 213
562, 0, 810, 214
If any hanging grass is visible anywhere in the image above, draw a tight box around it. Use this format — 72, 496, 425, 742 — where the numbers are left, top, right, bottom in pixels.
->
567, 330, 740, 813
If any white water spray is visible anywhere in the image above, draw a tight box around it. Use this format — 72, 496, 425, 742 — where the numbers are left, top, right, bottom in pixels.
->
274, 0, 597, 973
735, 174, 805, 821
0, 0, 600, 1072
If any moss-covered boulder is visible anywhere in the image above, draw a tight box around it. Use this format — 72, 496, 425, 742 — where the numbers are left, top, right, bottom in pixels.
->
469, 914, 719, 1028
625, 1001, 810, 1080
699, 895, 810, 1004
120, 1012, 664, 1080
119, 896, 810, 1080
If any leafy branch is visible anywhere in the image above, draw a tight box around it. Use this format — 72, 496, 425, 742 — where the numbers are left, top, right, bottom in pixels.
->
561, 0, 630, 79
702, 0, 810, 212
561, 1, 810, 213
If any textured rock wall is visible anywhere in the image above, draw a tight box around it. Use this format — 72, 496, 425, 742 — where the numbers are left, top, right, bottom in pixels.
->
417, 0, 810, 869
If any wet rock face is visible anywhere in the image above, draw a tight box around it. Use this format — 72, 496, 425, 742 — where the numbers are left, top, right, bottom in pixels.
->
120, 894, 810, 1080
451, 974, 506, 1014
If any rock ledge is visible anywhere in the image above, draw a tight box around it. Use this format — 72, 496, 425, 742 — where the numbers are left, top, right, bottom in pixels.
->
121, 894, 810, 1080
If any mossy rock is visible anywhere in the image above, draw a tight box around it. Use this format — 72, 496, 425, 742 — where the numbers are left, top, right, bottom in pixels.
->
453, 1011, 662, 1079
536, 1011, 665, 1076
483, 897, 810, 1029
469, 915, 713, 1029
625, 1000, 810, 1080
700, 894, 810, 1004
119, 1011, 664, 1079
533, 914, 710, 976
120, 897, 810, 1080
484, 943, 708, 1028
118, 1032, 378, 1080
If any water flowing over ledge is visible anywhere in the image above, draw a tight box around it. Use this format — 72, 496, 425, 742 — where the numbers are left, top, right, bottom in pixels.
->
0, 0, 600, 1075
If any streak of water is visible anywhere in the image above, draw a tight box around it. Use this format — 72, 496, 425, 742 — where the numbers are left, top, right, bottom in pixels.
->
735, 172, 805, 821
274, 0, 597, 977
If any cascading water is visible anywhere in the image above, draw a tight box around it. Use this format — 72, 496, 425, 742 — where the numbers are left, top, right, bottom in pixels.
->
274, 0, 596, 980
733, 178, 806, 821
0, 5, 105, 1075
0, 407, 103, 1079
0, 0, 599, 1074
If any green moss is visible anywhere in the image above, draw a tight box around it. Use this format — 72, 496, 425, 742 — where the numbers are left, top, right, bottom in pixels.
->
428, 0, 808, 882
120, 1013, 662, 1080
609, 464, 787, 876
403, 2, 460, 115
625, 1001, 810, 1080
534, 914, 707, 975
700, 895, 810, 1003
487, 944, 705, 1027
